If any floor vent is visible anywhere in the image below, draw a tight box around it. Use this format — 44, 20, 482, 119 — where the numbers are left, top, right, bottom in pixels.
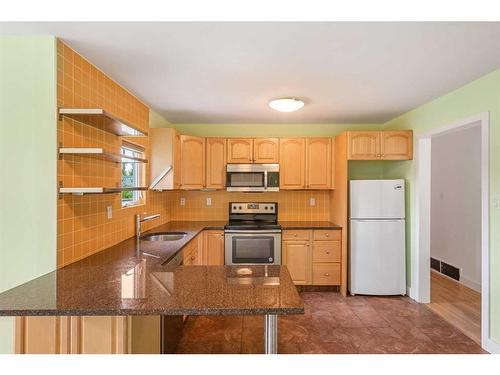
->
441, 261, 460, 281
430, 257, 440, 271
430, 258, 460, 281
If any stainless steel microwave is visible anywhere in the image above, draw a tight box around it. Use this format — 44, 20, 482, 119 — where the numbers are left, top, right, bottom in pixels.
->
226, 164, 279, 192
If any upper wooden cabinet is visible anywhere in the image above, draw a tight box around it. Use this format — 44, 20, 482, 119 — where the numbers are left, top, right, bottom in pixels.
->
306, 138, 332, 189
347, 131, 412, 160
205, 138, 226, 189
380, 131, 413, 160
347, 131, 380, 160
149, 128, 181, 190
253, 138, 279, 163
279, 138, 306, 189
227, 138, 279, 163
227, 138, 253, 163
180, 135, 206, 189
280, 137, 334, 190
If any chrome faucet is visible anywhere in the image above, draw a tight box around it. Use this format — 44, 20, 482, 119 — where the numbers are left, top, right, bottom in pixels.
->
136, 213, 160, 239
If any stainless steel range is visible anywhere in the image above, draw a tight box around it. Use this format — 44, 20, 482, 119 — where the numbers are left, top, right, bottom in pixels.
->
224, 202, 281, 265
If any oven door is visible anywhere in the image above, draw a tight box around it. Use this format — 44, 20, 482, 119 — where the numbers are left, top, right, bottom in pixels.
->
225, 230, 281, 265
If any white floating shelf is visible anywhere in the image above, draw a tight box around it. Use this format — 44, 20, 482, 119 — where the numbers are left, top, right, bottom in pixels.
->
59, 147, 148, 163
58, 108, 148, 137
59, 187, 148, 196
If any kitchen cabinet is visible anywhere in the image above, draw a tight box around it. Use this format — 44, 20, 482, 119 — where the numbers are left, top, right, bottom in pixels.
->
347, 131, 380, 160
183, 235, 202, 265
203, 230, 225, 265
279, 138, 306, 189
205, 138, 226, 189
149, 128, 181, 190
282, 229, 342, 286
282, 239, 312, 285
15, 316, 128, 354
180, 135, 206, 190
253, 138, 279, 163
227, 138, 253, 163
380, 131, 413, 160
347, 131, 413, 160
306, 138, 332, 189
227, 138, 279, 164
280, 138, 334, 190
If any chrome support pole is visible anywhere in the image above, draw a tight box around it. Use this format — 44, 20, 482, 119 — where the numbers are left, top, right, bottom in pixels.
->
264, 314, 278, 354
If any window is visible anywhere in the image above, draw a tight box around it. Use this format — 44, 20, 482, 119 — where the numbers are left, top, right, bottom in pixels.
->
121, 144, 145, 207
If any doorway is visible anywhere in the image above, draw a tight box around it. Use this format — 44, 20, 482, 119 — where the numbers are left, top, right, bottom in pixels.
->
413, 113, 494, 352
426, 123, 482, 344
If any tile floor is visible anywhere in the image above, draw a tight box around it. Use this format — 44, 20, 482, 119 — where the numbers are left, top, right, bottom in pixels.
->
176, 292, 486, 354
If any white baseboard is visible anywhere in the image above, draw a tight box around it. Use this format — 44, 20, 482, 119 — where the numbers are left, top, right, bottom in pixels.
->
430, 268, 481, 293
460, 275, 481, 293
406, 286, 416, 300
483, 337, 500, 354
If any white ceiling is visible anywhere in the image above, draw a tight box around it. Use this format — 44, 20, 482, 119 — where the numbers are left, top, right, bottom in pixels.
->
2, 22, 500, 124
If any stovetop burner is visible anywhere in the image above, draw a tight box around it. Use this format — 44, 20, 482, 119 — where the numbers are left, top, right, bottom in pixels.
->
225, 202, 279, 231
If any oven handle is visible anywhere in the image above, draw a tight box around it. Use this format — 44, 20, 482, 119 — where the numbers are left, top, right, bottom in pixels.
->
225, 230, 282, 234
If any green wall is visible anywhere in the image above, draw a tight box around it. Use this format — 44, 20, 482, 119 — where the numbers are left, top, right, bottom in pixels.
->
159, 122, 381, 137
383, 68, 500, 344
0, 36, 57, 353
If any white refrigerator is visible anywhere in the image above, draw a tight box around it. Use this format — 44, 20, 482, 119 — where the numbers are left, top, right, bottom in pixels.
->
349, 179, 406, 296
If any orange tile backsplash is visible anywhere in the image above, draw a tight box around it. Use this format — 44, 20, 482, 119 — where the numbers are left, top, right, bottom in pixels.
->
56, 40, 169, 268
164, 190, 330, 222
56, 40, 333, 268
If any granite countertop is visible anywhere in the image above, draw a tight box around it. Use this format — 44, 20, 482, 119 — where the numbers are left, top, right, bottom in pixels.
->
280, 221, 342, 230
0, 221, 304, 317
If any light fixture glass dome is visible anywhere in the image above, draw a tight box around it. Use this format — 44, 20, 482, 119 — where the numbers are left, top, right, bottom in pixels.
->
268, 97, 304, 112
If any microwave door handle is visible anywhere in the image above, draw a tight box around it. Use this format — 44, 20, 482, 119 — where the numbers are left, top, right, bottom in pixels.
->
264, 170, 268, 190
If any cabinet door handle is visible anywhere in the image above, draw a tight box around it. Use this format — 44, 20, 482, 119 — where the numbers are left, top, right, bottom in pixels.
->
306, 244, 310, 247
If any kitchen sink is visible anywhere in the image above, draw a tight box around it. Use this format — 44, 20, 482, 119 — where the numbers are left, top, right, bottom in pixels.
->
140, 232, 187, 241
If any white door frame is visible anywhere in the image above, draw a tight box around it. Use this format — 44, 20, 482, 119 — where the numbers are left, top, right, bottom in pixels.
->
413, 112, 497, 352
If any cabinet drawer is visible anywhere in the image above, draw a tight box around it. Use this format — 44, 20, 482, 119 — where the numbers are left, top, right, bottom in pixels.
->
312, 263, 341, 285
313, 229, 341, 241
312, 241, 341, 262
282, 230, 311, 241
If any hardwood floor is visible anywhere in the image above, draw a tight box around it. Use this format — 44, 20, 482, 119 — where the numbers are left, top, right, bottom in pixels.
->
176, 291, 485, 354
427, 271, 481, 344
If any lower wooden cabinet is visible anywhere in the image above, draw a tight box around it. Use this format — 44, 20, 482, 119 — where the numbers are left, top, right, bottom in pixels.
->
282, 229, 342, 286
203, 230, 225, 265
282, 240, 312, 285
15, 316, 128, 354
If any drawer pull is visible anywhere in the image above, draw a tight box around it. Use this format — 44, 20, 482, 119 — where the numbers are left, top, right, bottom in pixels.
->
324, 273, 330, 277
325, 234, 329, 237
294, 234, 297, 237
191, 256, 195, 261
326, 251, 330, 254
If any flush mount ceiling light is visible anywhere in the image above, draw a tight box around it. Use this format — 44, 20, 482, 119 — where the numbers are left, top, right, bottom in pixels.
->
268, 97, 305, 112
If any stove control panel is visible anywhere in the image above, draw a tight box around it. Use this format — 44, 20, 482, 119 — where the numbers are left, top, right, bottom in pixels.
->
229, 202, 277, 214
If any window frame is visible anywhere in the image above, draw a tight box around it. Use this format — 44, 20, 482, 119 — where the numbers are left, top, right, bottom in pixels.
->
120, 143, 146, 208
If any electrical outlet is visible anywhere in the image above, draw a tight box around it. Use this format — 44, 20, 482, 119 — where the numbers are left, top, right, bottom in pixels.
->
206, 197, 212, 206
309, 197, 316, 207
107, 206, 112, 219
180, 197, 186, 206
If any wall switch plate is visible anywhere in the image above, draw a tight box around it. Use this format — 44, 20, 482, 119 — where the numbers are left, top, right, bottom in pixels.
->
107, 206, 112, 219
309, 197, 316, 207
180, 197, 186, 206
206, 197, 212, 206
493, 196, 500, 210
